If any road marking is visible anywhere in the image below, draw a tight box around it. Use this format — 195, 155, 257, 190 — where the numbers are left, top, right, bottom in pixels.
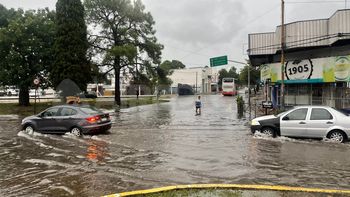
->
102, 184, 350, 197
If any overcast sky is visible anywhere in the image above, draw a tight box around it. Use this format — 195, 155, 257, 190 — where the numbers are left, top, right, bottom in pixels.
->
0, 0, 347, 70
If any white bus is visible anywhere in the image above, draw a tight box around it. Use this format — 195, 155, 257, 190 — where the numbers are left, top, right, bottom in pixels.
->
222, 78, 237, 96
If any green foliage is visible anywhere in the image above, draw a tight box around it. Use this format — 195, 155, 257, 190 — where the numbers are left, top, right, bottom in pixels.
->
218, 66, 239, 86
160, 60, 186, 72
145, 59, 186, 91
0, 4, 17, 28
51, 0, 91, 94
85, 0, 163, 105
0, 8, 55, 105
239, 65, 260, 85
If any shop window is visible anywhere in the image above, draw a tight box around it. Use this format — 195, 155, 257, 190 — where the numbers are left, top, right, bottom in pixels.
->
298, 85, 309, 95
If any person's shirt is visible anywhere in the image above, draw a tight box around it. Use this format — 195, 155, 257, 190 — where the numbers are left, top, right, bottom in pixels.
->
195, 99, 201, 107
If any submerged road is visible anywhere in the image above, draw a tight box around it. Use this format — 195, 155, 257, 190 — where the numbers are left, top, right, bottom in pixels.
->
1, 95, 350, 196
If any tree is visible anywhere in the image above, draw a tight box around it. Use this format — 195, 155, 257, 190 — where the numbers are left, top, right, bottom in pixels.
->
146, 59, 186, 91
160, 60, 186, 71
50, 0, 91, 96
239, 66, 260, 85
218, 66, 239, 87
85, 0, 163, 106
0, 8, 55, 106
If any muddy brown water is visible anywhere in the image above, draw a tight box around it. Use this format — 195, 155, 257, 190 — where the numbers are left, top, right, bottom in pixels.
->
1, 95, 350, 196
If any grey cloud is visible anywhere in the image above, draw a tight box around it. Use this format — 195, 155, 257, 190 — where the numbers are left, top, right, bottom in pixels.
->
0, 0, 56, 10
145, 0, 245, 46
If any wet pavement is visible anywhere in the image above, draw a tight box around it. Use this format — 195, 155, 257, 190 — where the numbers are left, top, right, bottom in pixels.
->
1, 95, 350, 196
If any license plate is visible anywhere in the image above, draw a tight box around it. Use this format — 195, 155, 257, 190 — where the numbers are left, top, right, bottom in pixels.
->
101, 118, 107, 122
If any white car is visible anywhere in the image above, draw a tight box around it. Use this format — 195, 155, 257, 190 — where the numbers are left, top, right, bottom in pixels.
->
250, 106, 350, 143
6, 88, 19, 96
29, 89, 43, 97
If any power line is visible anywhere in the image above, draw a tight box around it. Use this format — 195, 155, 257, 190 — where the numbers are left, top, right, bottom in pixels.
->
178, 4, 280, 60
249, 33, 350, 54
248, 33, 342, 52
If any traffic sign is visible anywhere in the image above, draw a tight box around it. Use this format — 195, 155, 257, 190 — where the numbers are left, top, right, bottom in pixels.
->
33, 78, 40, 85
210, 56, 228, 67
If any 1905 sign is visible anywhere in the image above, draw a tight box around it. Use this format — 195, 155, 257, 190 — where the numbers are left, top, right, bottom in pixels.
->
285, 59, 313, 80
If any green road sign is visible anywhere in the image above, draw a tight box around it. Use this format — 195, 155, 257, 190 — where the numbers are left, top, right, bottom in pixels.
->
210, 56, 228, 67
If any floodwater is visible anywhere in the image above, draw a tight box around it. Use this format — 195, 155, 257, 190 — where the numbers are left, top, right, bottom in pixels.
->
1, 95, 350, 196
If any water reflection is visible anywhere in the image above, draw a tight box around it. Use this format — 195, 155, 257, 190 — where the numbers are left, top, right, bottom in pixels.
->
85, 139, 110, 162
2, 95, 350, 197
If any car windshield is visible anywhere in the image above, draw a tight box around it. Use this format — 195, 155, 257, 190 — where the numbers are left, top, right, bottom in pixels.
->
276, 110, 289, 117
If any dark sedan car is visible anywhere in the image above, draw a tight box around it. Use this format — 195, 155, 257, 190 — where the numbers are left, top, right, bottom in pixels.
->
21, 105, 112, 136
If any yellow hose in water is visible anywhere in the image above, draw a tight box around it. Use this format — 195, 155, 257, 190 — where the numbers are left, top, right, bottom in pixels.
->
102, 184, 350, 197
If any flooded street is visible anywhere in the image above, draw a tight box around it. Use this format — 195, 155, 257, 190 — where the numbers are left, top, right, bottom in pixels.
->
1, 95, 350, 196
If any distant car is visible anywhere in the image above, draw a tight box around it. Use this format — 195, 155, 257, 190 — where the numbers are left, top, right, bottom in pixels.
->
79, 91, 97, 98
21, 105, 112, 136
0, 90, 5, 96
250, 106, 350, 143
7, 88, 19, 96
29, 89, 43, 97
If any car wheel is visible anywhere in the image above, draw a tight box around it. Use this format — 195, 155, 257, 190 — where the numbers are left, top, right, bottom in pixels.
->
328, 130, 346, 143
24, 124, 35, 133
70, 127, 82, 137
261, 127, 275, 137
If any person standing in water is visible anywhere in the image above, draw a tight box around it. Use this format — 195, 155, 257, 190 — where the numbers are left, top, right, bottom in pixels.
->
195, 95, 202, 115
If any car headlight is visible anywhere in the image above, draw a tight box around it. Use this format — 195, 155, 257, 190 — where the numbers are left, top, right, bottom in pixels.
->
250, 119, 260, 126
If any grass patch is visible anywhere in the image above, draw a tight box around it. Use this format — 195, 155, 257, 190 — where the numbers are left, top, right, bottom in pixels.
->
0, 97, 168, 116
0, 102, 55, 116
127, 189, 340, 197
132, 189, 244, 197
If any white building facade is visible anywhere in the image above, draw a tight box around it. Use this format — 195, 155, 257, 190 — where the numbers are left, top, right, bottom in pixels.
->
169, 67, 219, 94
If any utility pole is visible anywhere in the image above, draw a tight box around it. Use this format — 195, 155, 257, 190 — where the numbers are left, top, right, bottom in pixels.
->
196, 71, 198, 94
248, 63, 251, 120
280, 0, 285, 110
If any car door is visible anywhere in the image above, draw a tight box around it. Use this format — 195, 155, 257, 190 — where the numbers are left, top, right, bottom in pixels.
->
306, 108, 334, 138
36, 107, 60, 131
280, 108, 309, 137
56, 107, 79, 132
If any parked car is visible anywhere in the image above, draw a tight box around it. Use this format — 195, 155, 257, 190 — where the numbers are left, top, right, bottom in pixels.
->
78, 91, 97, 98
29, 89, 44, 97
250, 106, 350, 143
0, 89, 6, 96
21, 105, 112, 136
6, 88, 19, 96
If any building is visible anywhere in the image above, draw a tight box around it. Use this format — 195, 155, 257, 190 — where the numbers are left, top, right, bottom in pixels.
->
169, 67, 219, 94
248, 9, 350, 109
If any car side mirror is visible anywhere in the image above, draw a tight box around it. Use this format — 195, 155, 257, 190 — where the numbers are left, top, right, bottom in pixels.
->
282, 116, 289, 121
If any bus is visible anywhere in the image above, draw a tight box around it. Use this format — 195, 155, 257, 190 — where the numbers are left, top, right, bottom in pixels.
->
222, 78, 237, 96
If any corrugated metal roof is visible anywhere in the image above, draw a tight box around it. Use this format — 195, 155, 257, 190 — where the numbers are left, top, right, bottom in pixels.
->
248, 9, 350, 56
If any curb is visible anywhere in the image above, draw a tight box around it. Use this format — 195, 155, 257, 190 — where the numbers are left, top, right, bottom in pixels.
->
102, 184, 350, 197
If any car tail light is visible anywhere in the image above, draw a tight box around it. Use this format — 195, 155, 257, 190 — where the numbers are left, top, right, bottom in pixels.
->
86, 116, 99, 123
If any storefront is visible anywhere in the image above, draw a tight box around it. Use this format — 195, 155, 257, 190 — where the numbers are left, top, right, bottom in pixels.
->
261, 55, 350, 108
